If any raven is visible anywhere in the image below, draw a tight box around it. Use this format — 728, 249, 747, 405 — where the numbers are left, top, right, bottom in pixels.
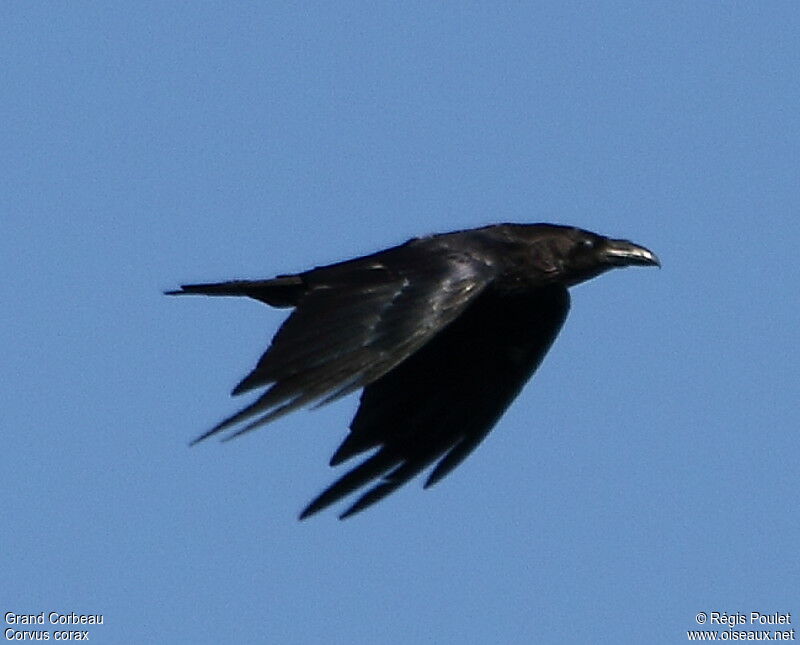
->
168, 223, 659, 519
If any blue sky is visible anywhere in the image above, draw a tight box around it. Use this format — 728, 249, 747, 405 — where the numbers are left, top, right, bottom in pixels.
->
3, 3, 799, 643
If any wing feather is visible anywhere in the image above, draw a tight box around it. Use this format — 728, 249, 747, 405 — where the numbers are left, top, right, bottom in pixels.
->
300, 285, 570, 518
197, 242, 498, 442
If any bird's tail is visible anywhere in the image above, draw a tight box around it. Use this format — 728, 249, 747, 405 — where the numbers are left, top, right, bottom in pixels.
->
165, 275, 305, 308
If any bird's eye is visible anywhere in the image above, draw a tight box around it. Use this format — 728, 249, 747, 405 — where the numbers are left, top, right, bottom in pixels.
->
581, 238, 595, 249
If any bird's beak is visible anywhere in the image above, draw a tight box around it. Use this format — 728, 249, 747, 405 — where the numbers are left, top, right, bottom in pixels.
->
601, 239, 661, 268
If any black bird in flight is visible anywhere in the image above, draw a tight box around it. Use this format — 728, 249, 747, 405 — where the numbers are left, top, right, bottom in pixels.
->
168, 223, 659, 519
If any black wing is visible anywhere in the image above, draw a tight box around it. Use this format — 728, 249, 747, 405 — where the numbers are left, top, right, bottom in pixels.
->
188, 241, 500, 444
300, 284, 570, 519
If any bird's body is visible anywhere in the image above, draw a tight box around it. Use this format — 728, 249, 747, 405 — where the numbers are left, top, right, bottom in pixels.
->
168, 223, 659, 518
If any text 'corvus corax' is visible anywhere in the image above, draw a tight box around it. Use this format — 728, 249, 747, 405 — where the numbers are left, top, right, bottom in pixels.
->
168, 223, 659, 519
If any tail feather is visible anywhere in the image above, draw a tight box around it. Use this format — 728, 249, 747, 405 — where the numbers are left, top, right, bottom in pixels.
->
165, 276, 305, 307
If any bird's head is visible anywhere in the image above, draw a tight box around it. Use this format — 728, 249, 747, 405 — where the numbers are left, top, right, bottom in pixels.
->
525, 225, 660, 287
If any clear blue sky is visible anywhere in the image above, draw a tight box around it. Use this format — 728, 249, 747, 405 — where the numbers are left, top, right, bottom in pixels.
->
3, 3, 799, 643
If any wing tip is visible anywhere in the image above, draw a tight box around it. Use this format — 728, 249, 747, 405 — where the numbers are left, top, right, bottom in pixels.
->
188, 435, 211, 447
298, 502, 322, 521
231, 378, 257, 396
188, 423, 226, 446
